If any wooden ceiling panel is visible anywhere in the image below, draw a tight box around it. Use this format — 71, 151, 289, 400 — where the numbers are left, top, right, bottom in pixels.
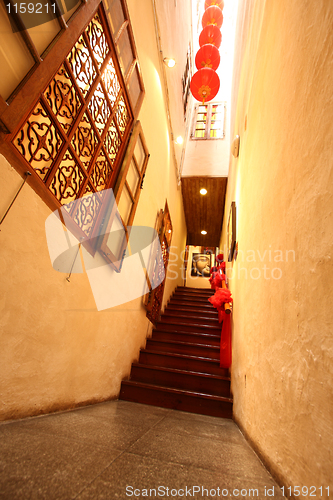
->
181, 176, 227, 247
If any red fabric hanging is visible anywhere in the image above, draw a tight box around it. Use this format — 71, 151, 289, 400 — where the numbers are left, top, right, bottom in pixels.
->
202, 5, 223, 29
219, 311, 232, 368
199, 25, 222, 48
190, 68, 220, 103
204, 0, 224, 11
208, 287, 232, 368
208, 287, 232, 307
195, 44, 220, 70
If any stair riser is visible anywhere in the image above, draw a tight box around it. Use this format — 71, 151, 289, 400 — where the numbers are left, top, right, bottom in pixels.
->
139, 351, 228, 377
172, 294, 213, 303
161, 316, 220, 328
119, 383, 233, 419
130, 366, 231, 397
157, 322, 221, 334
146, 340, 220, 360
166, 306, 218, 317
174, 290, 214, 296
152, 331, 220, 345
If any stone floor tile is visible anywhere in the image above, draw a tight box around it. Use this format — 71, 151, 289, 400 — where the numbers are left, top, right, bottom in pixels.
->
0, 428, 121, 500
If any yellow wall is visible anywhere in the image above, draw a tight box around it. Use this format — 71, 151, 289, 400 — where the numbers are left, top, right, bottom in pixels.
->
221, 0, 333, 490
0, 0, 186, 421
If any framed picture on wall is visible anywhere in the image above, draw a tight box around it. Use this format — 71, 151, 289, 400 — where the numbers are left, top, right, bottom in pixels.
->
227, 202, 236, 262
191, 253, 211, 277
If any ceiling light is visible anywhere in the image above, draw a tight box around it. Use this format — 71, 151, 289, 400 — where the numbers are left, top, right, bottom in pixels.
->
163, 58, 176, 68
175, 136, 183, 145
200, 188, 207, 195
201, 230, 207, 235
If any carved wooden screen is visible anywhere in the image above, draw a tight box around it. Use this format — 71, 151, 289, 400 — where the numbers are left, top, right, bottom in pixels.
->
146, 203, 173, 325
6, 6, 133, 242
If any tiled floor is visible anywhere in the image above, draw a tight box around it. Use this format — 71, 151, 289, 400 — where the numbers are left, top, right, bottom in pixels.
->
0, 400, 285, 499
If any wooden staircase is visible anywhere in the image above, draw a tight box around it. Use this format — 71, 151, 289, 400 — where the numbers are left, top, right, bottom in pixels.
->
119, 286, 233, 419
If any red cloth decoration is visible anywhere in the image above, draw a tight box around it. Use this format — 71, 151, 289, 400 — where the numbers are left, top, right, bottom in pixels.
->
219, 312, 232, 368
204, 0, 224, 11
202, 5, 223, 29
209, 272, 226, 289
216, 253, 224, 262
195, 44, 220, 71
217, 262, 226, 272
210, 266, 218, 274
199, 25, 222, 48
208, 286, 232, 368
209, 287, 232, 308
190, 68, 220, 104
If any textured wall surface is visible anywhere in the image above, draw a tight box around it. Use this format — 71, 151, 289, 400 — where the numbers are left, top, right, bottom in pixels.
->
221, 0, 333, 492
0, 0, 186, 421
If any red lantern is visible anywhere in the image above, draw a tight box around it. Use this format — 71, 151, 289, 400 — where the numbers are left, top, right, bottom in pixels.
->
199, 25, 222, 48
195, 44, 220, 70
190, 68, 220, 104
204, 0, 224, 10
202, 5, 223, 29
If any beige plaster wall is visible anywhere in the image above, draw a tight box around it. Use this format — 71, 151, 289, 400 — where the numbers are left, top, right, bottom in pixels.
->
221, 0, 333, 492
0, 0, 186, 421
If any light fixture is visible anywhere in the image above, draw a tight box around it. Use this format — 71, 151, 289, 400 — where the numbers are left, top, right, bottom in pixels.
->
231, 135, 240, 157
163, 58, 176, 68
201, 230, 207, 235
200, 188, 207, 195
175, 136, 183, 145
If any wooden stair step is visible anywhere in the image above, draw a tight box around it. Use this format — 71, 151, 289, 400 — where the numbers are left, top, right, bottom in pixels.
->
146, 338, 220, 359
172, 292, 213, 301
152, 329, 220, 345
166, 305, 218, 316
138, 349, 228, 377
167, 300, 215, 311
161, 312, 220, 327
119, 381, 233, 419
157, 321, 221, 334
175, 288, 214, 296
129, 364, 231, 397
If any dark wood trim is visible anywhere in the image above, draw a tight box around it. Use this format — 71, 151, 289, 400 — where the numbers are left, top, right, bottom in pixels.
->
0, 0, 101, 133
53, 0, 68, 29
114, 19, 129, 45
5, 0, 42, 64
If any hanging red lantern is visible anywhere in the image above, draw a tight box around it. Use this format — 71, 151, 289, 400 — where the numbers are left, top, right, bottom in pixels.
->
195, 44, 220, 70
190, 68, 220, 104
204, 0, 224, 10
202, 5, 223, 29
199, 25, 222, 48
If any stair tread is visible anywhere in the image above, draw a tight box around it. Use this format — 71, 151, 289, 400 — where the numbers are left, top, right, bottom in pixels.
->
153, 330, 220, 339
147, 338, 219, 350
158, 321, 220, 330
163, 312, 218, 319
121, 380, 233, 403
131, 363, 230, 381
141, 348, 220, 363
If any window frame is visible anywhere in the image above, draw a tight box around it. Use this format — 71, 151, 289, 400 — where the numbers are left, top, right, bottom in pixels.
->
99, 120, 149, 271
0, 0, 147, 272
190, 101, 226, 140
182, 45, 192, 120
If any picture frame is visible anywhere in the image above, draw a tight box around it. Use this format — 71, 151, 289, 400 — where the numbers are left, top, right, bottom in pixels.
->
227, 202, 236, 262
191, 253, 211, 277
